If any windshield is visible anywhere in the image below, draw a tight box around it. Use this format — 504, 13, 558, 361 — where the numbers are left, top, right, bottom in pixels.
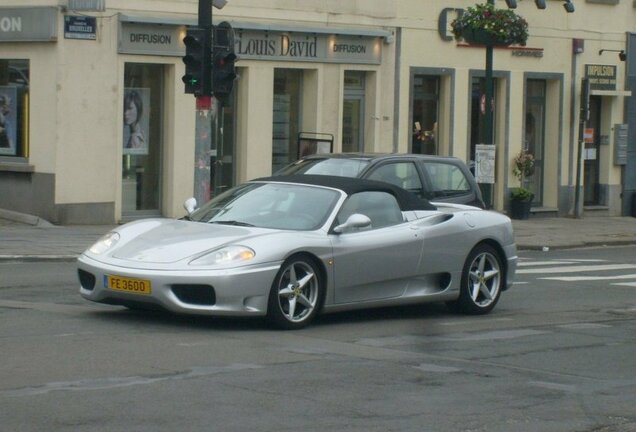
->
189, 182, 341, 231
276, 158, 370, 177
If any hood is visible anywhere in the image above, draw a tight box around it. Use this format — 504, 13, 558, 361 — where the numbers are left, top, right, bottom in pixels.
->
110, 219, 270, 264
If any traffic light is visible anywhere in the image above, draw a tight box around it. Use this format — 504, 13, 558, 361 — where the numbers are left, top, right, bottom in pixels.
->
182, 27, 211, 96
212, 22, 237, 104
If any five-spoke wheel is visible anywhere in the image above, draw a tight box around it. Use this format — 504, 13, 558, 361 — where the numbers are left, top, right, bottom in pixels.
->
268, 256, 323, 329
456, 244, 503, 314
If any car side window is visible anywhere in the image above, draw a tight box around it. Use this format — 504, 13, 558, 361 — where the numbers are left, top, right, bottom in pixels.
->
335, 191, 404, 231
366, 162, 425, 199
422, 162, 471, 198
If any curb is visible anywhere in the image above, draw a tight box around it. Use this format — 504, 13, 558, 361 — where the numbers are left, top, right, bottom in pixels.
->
0, 255, 79, 262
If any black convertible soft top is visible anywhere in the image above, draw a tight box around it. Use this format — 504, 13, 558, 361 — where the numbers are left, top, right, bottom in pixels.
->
255, 174, 437, 211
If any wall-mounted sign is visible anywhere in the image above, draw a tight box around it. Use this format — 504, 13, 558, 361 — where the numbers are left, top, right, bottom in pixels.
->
475, 144, 496, 184
119, 21, 383, 64
235, 30, 382, 64
119, 22, 184, 56
0, 7, 57, 42
614, 123, 628, 165
64, 15, 96, 40
585, 64, 617, 91
68, 0, 105, 12
437, 7, 462, 41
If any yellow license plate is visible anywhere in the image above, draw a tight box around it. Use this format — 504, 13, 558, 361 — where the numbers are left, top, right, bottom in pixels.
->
105, 275, 152, 295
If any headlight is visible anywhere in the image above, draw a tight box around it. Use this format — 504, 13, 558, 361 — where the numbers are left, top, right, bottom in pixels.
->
189, 245, 255, 266
88, 232, 120, 254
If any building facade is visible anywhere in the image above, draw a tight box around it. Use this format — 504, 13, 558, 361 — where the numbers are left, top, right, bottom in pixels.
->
0, 0, 633, 224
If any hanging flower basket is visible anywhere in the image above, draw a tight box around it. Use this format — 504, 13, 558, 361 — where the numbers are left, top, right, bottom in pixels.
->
451, 3, 529, 47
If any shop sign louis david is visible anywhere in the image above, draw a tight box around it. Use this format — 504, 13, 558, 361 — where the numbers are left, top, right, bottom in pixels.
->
119, 22, 381, 64
235, 30, 381, 64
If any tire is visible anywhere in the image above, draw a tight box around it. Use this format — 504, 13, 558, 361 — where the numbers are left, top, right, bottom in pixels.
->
456, 244, 503, 315
267, 255, 323, 330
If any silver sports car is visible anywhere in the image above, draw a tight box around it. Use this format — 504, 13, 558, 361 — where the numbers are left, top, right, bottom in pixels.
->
78, 175, 517, 329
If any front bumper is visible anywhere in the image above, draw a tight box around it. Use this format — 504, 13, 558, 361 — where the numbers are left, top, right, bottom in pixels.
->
77, 254, 281, 316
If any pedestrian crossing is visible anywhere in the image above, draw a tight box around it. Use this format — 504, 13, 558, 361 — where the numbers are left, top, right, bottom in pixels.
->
516, 258, 636, 288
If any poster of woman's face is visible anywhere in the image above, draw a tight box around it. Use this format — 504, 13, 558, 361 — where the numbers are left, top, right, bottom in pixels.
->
123, 88, 150, 155
0, 86, 18, 156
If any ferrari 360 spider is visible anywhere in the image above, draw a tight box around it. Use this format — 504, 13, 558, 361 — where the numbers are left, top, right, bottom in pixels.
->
78, 175, 517, 329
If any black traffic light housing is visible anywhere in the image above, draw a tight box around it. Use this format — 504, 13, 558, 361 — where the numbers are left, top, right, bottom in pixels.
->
182, 27, 212, 96
212, 21, 237, 105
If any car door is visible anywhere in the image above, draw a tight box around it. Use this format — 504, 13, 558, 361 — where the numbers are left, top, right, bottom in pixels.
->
329, 191, 423, 304
418, 160, 484, 207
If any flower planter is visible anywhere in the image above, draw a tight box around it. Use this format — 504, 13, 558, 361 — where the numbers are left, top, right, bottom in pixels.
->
460, 28, 512, 47
510, 199, 532, 220
451, 3, 529, 47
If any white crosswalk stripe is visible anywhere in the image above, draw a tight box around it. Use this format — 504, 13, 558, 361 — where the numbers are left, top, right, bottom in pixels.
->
542, 274, 636, 282
516, 257, 636, 286
612, 282, 636, 287
517, 264, 636, 275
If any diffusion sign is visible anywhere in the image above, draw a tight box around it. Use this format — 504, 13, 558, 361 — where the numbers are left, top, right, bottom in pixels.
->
235, 29, 382, 64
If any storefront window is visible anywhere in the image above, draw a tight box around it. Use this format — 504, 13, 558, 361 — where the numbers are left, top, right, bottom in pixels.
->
272, 69, 302, 172
122, 63, 164, 218
524, 79, 546, 205
343, 71, 365, 152
0, 59, 29, 158
411, 75, 439, 155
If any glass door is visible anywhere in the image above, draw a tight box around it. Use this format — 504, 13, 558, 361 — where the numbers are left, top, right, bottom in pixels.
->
525, 79, 546, 206
584, 96, 602, 205
342, 71, 365, 153
411, 75, 439, 155
272, 69, 302, 172
122, 63, 163, 219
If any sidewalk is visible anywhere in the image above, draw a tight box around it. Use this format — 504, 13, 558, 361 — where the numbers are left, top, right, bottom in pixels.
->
2, 208, 636, 261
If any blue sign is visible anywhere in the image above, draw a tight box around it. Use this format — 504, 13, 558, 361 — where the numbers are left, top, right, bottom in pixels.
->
64, 15, 96, 40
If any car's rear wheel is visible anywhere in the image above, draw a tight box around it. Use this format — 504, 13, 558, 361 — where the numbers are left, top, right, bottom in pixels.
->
456, 244, 503, 314
267, 256, 323, 329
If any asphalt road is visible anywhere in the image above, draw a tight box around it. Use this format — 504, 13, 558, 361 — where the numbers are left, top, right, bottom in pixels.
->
1, 246, 636, 432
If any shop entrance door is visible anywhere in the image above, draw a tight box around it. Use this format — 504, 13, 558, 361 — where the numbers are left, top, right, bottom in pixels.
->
342, 71, 365, 152
584, 96, 602, 205
122, 63, 163, 220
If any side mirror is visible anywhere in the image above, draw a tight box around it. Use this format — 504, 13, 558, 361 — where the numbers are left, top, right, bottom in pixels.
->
333, 213, 371, 234
183, 197, 197, 215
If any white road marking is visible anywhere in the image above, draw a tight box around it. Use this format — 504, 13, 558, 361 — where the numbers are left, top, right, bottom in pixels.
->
611, 282, 636, 288
517, 264, 636, 274
541, 274, 636, 282
518, 261, 578, 267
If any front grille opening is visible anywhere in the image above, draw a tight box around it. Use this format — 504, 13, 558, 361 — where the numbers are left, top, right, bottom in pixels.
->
78, 269, 96, 290
171, 284, 216, 306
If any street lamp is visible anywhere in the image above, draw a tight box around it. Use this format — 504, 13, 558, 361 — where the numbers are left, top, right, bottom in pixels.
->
599, 49, 626, 61
479, 0, 574, 208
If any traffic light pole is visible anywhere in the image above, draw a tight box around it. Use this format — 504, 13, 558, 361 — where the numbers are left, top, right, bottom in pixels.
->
193, 0, 215, 205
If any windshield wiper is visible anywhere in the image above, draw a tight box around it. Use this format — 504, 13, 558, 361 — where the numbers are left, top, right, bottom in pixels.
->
210, 220, 255, 227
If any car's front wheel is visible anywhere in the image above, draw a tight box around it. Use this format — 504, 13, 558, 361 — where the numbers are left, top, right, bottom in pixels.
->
267, 256, 323, 329
456, 244, 503, 314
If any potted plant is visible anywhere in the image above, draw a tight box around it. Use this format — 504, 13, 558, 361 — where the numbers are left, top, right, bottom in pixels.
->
451, 3, 529, 47
510, 149, 535, 219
